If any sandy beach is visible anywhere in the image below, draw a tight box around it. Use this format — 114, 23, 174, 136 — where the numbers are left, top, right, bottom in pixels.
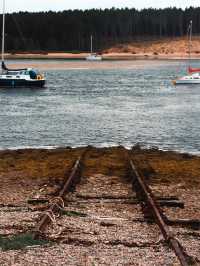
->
4, 36, 200, 60
4, 52, 200, 60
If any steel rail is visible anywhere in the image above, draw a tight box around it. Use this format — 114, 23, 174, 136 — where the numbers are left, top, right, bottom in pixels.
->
33, 148, 88, 238
125, 151, 190, 266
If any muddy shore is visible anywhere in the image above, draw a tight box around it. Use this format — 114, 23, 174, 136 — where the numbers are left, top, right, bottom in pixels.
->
0, 146, 199, 265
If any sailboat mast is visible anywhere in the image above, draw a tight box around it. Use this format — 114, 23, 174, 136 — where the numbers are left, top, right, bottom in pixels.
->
188, 20, 192, 67
90, 35, 93, 54
1, 0, 5, 64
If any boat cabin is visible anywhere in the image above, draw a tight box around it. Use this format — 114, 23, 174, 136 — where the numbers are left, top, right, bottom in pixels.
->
0, 67, 45, 87
1, 68, 43, 80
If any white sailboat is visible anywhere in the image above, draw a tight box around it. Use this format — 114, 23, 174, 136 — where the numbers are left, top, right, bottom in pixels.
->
86, 35, 102, 61
174, 20, 200, 85
0, 0, 45, 87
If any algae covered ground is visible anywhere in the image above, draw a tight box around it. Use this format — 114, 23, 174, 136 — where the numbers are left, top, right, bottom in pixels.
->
0, 146, 199, 189
0, 146, 199, 265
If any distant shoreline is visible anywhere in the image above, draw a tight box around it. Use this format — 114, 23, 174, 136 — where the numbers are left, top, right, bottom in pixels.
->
3, 52, 200, 60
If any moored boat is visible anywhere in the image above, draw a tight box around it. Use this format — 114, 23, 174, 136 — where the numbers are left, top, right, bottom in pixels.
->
174, 72, 200, 85
0, 64, 45, 88
86, 53, 102, 61
86, 35, 102, 61
0, 0, 45, 88
174, 21, 200, 85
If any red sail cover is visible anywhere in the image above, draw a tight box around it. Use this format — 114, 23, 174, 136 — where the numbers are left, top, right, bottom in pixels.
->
188, 66, 200, 73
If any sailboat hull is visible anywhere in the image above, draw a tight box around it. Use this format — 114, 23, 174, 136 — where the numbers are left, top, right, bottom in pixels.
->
175, 79, 200, 85
0, 78, 45, 88
86, 55, 102, 61
0, 1, 46, 87
174, 73, 200, 85
173, 21, 200, 86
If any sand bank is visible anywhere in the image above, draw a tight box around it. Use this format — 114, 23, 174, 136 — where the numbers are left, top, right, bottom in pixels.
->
4, 36, 200, 60
3, 52, 200, 60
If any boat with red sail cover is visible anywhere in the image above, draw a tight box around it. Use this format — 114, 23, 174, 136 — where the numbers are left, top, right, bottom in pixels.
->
174, 21, 200, 85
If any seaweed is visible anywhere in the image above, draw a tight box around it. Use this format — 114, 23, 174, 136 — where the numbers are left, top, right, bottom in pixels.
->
0, 233, 49, 251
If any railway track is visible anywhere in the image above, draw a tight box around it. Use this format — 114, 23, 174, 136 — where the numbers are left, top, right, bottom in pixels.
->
31, 147, 199, 266
125, 150, 195, 266
33, 148, 88, 237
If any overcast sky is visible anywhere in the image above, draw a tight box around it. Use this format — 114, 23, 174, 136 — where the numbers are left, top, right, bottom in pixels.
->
2, 0, 200, 13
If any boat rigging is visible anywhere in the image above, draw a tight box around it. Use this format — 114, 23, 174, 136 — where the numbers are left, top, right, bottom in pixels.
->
86, 35, 102, 61
174, 20, 200, 85
0, 0, 45, 88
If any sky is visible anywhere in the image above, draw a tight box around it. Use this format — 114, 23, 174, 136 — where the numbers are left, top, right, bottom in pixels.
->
2, 0, 200, 13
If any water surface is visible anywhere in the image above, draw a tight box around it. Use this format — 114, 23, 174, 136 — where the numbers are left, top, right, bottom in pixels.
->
0, 59, 200, 154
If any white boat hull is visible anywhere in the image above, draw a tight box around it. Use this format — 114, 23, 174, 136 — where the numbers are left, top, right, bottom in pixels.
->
175, 79, 200, 85
174, 73, 200, 85
86, 54, 102, 61
173, 22, 200, 85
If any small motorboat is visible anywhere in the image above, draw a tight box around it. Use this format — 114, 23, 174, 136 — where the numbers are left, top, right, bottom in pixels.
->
86, 35, 102, 61
0, 0, 45, 88
174, 21, 200, 85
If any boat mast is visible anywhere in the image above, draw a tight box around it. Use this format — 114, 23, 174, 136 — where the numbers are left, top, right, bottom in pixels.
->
90, 35, 93, 54
1, 0, 5, 67
188, 20, 192, 68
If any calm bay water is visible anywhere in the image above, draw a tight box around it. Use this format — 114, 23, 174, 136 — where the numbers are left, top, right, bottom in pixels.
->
0, 59, 200, 154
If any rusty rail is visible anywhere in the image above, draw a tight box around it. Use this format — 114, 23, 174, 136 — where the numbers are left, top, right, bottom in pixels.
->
125, 151, 191, 266
33, 148, 88, 238
32, 146, 197, 265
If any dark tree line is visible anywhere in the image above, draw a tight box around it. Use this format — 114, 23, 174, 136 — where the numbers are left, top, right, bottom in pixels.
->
1, 7, 200, 52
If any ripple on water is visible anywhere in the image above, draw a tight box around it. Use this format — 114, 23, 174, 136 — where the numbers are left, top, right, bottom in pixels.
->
0, 59, 200, 154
